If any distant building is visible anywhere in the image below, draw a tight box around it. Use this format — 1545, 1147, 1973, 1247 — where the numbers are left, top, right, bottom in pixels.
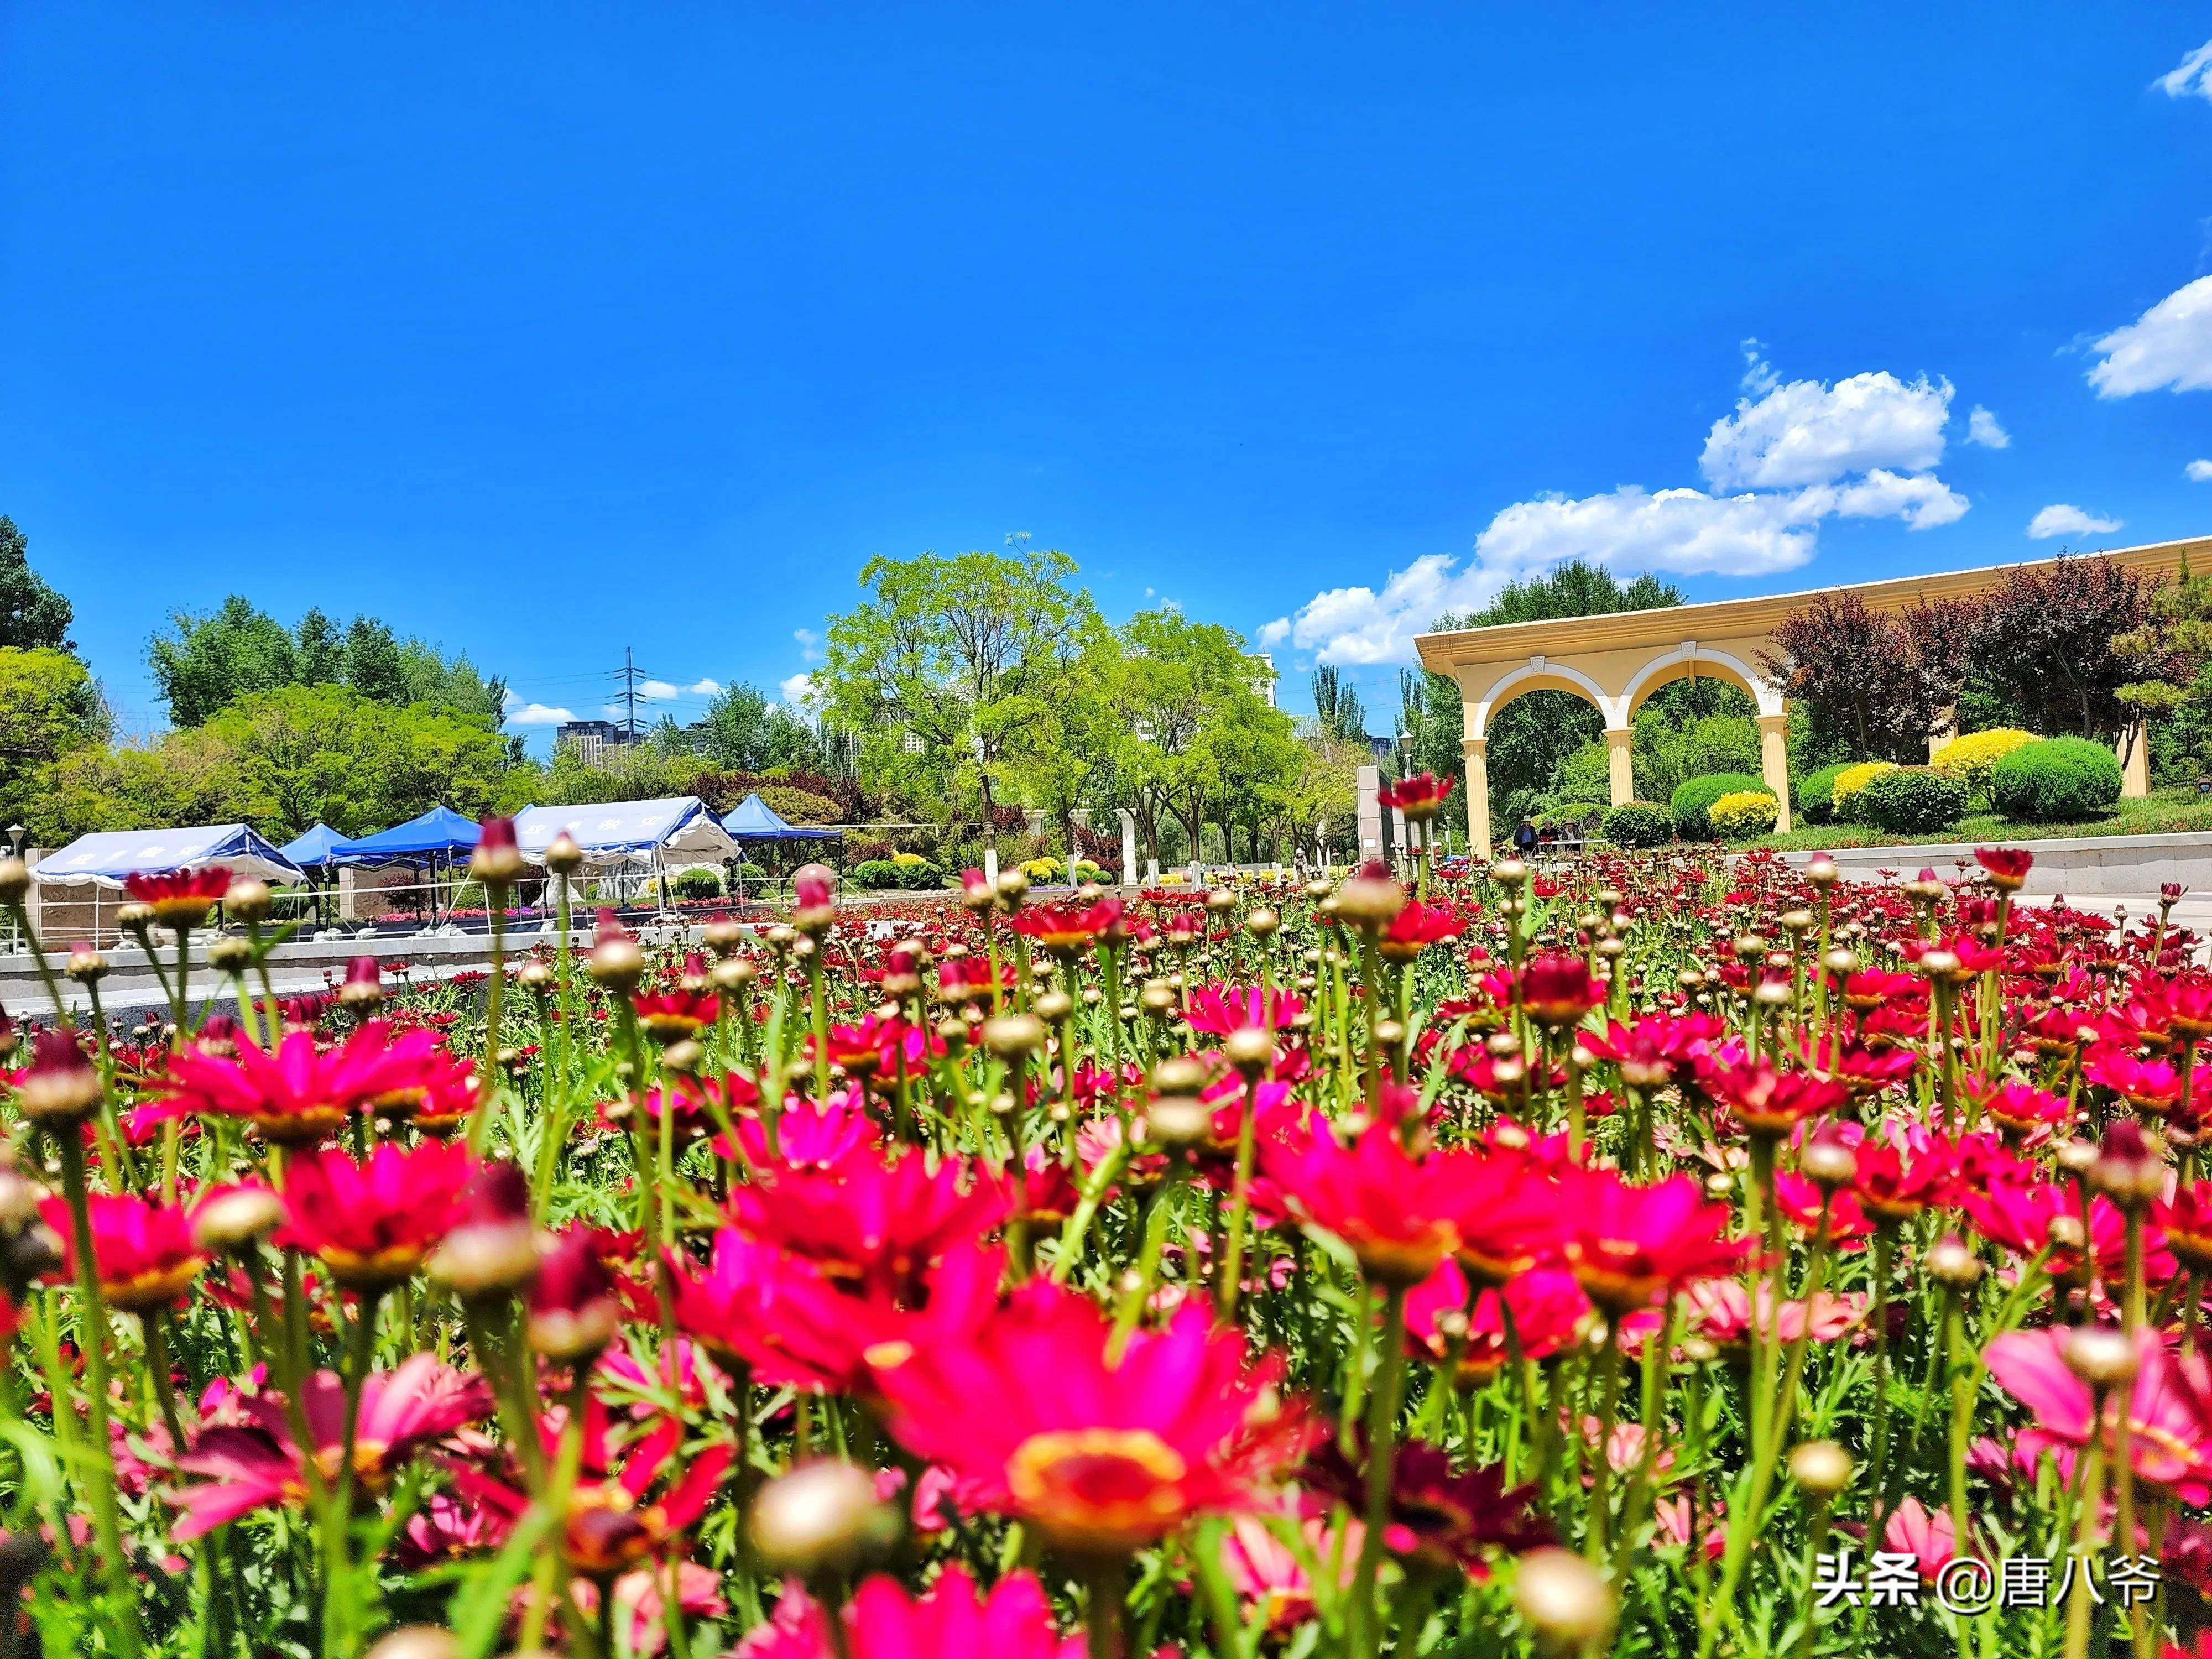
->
1249, 653, 1278, 708
556, 719, 637, 766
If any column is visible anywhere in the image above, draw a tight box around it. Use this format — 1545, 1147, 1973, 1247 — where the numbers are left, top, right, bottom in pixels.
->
1927, 704, 1957, 763
1604, 728, 1635, 806
1355, 765, 1384, 863
1756, 713, 1793, 833
2118, 721, 2151, 799
1115, 808, 1138, 887
1460, 737, 1490, 856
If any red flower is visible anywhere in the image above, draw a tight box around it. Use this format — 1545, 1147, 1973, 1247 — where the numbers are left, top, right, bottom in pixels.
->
1186, 984, 1305, 1037
1975, 846, 2034, 888
1558, 1170, 1749, 1315
173, 1355, 492, 1538
275, 1141, 479, 1290
1974, 1079, 2070, 1138
632, 987, 721, 1041
1518, 955, 1602, 1029
1583, 1013, 1723, 1090
1406, 1261, 1589, 1383
874, 1280, 1306, 1556
1378, 903, 1465, 963
1847, 1124, 1959, 1224
159, 1021, 447, 1145
124, 867, 232, 930
725, 1147, 1009, 1301
1301, 1438, 1547, 1578
1008, 896, 1124, 954
1378, 771, 1453, 821
734, 1565, 1081, 1659
1986, 1326, 2212, 1503
1264, 1118, 1474, 1287
38, 1190, 206, 1313
1699, 1058, 1850, 1139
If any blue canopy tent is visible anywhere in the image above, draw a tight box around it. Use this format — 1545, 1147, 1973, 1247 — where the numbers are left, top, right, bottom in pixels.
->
29, 824, 306, 943
721, 792, 842, 841
513, 796, 739, 915
331, 806, 483, 925
280, 822, 359, 928
332, 806, 482, 867
281, 823, 359, 869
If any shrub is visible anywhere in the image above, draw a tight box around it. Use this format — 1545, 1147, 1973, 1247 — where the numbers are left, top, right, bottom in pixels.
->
1072, 857, 1108, 881
1709, 790, 1780, 839
1856, 766, 1969, 837
1990, 736, 2124, 822
1020, 855, 1063, 881
756, 785, 841, 826
1831, 760, 1900, 821
1670, 771, 1768, 840
1796, 761, 1854, 824
853, 858, 946, 890
890, 850, 930, 868
671, 866, 722, 900
1602, 801, 1672, 848
730, 862, 768, 891
1931, 728, 2037, 802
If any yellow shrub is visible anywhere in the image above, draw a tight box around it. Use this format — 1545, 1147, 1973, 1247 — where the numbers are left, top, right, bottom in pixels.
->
891, 851, 928, 867
1832, 761, 1898, 813
1020, 855, 1063, 880
1708, 789, 1780, 838
1931, 728, 2037, 799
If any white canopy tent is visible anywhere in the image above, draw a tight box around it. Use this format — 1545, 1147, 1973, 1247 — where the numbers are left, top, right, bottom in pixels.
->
510, 797, 739, 911
31, 824, 305, 889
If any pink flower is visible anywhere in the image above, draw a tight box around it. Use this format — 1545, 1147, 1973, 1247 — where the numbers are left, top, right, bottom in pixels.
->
1985, 1326, 2212, 1502
1881, 1496, 1957, 1579
733, 1565, 1082, 1659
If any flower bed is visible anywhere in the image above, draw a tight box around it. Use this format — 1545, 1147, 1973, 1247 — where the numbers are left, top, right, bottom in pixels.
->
3, 842, 2211, 1656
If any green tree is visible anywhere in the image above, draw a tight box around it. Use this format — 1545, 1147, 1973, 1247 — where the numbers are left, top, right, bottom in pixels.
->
341, 616, 410, 705
0, 647, 110, 823
816, 539, 1097, 848
0, 517, 75, 651
697, 682, 825, 773
1311, 665, 1368, 744
295, 608, 346, 684
149, 596, 301, 726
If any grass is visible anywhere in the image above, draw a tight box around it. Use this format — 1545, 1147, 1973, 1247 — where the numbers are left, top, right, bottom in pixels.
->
1746, 786, 2212, 853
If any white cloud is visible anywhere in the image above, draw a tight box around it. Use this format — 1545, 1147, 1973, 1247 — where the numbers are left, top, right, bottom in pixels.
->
1271, 348, 1974, 665
2027, 503, 2124, 540
2188, 458, 2212, 482
792, 628, 823, 663
779, 672, 817, 709
687, 677, 724, 696
1965, 405, 2011, 448
2157, 39, 2212, 102
1738, 338, 1779, 398
504, 701, 575, 726
2088, 275, 2212, 396
637, 679, 681, 701
1701, 370, 1953, 489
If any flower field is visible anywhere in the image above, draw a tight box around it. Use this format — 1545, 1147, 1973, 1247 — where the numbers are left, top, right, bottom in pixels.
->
6, 802, 2212, 1658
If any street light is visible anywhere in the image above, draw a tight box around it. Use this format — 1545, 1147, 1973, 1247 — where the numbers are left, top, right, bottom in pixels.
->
3, 825, 24, 859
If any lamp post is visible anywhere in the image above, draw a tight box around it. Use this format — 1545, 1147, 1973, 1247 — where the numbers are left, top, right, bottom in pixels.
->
3, 825, 24, 859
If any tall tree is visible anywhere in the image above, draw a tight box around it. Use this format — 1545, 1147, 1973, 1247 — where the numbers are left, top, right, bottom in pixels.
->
149, 597, 301, 727
0, 517, 75, 652
1310, 665, 1367, 744
816, 540, 1097, 848
0, 647, 110, 824
1967, 553, 2150, 740
1760, 592, 1975, 763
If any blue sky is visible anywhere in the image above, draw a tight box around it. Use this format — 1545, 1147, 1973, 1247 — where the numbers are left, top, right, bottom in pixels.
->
5, 7, 2211, 747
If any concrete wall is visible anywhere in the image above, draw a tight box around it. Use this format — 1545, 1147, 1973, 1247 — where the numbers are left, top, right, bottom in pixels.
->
1777, 831, 2212, 898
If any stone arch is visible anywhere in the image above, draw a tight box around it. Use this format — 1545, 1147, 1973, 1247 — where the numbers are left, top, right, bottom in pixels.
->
1468, 659, 1619, 738
1618, 644, 1785, 723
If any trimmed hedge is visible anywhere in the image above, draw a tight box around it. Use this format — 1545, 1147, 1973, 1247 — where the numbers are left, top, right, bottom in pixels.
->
1931, 728, 2037, 802
1991, 736, 2124, 822
1796, 761, 1853, 824
1832, 760, 1900, 821
1603, 801, 1673, 848
853, 858, 946, 890
1856, 766, 1969, 837
1709, 789, 1780, 838
671, 866, 722, 899
1671, 771, 1768, 840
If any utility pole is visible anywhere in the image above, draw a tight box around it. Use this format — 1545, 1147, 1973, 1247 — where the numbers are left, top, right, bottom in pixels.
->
613, 646, 646, 741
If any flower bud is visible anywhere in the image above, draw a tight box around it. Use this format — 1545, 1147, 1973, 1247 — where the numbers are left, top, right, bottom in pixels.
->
710, 956, 758, 994
428, 1220, 543, 1301
1799, 1136, 1858, 1190
1805, 855, 1839, 888
1820, 947, 1857, 979
518, 961, 555, 992
1926, 1234, 1983, 1290
228, 879, 274, 922
117, 901, 155, 938
1512, 1547, 1616, 1651
208, 937, 253, 973
981, 1014, 1045, 1060
1223, 1026, 1275, 1076
1332, 873, 1407, 928
702, 914, 746, 956
192, 1186, 285, 1254
589, 936, 646, 993
1152, 1056, 1208, 1097
340, 955, 384, 1011
1916, 950, 1961, 984
749, 1459, 896, 1576
1492, 859, 1527, 891
1034, 989, 1074, 1023
363, 1627, 462, 1659
0, 859, 27, 906
1245, 907, 1280, 938
1788, 1439, 1853, 1500
469, 819, 524, 888
2063, 1326, 2139, 1389
544, 832, 585, 875
1139, 980, 1177, 1016
15, 1031, 102, 1126
1145, 1095, 1212, 1149
2056, 1138, 2098, 1176
65, 946, 109, 983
